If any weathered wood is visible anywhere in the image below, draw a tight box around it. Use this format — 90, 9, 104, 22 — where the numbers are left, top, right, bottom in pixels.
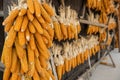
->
79, 19, 108, 28
117, 16, 120, 52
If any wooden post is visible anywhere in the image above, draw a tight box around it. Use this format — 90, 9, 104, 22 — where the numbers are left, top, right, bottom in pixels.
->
117, 16, 120, 52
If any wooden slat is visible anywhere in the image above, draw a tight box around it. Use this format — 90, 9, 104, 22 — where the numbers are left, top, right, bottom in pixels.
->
79, 19, 108, 28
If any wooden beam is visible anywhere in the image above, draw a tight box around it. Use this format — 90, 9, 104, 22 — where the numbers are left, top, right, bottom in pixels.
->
79, 19, 108, 28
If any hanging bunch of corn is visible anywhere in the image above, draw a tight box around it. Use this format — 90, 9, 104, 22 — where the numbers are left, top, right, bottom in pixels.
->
108, 16, 116, 30
53, 6, 81, 41
99, 12, 108, 25
103, 0, 116, 15
51, 36, 100, 79
51, 43, 64, 80
1, 0, 56, 79
87, 11, 100, 34
86, 0, 102, 11
86, 0, 116, 14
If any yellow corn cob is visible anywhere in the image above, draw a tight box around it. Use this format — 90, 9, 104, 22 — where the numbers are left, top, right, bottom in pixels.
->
28, 22, 36, 34
65, 59, 69, 72
46, 24, 54, 40
60, 23, 68, 39
11, 62, 20, 80
27, 44, 35, 77
39, 55, 48, 69
37, 16, 45, 24
40, 4, 51, 23
4, 20, 13, 32
53, 21, 61, 41
18, 31, 26, 46
74, 27, 78, 40
25, 28, 31, 41
42, 29, 51, 41
35, 57, 45, 77
71, 58, 74, 68
43, 69, 52, 80
19, 8, 27, 16
41, 22, 48, 29
34, 0, 41, 17
33, 69, 40, 80
77, 24, 81, 34
34, 47, 39, 58
14, 16, 23, 31
11, 48, 18, 73
32, 18, 43, 34
27, 0, 34, 14
47, 70, 55, 80
67, 26, 72, 40
20, 50, 28, 73
5, 26, 17, 47
56, 65, 63, 80
15, 37, 25, 59
47, 39, 52, 48
42, 2, 54, 16
21, 16, 29, 32
29, 34, 36, 50
35, 32, 47, 51
2, 9, 19, 25
3, 44, 12, 68
3, 68, 11, 80
42, 36, 49, 45
27, 9, 34, 21
62, 64, 65, 75
68, 60, 71, 71
36, 43, 50, 60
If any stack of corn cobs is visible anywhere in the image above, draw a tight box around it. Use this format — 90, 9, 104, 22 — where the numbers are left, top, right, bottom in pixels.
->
87, 10, 109, 35
86, 0, 117, 35
51, 36, 100, 80
1, 0, 82, 80
1, 0, 55, 80
53, 6, 81, 41
86, 0, 116, 14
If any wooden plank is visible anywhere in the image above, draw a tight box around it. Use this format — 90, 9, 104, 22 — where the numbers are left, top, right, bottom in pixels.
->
79, 19, 108, 28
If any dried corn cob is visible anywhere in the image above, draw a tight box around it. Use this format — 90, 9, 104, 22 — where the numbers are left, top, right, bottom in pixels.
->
27, 0, 34, 14
14, 16, 23, 31
3, 9, 19, 25
21, 16, 28, 32
5, 26, 17, 47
